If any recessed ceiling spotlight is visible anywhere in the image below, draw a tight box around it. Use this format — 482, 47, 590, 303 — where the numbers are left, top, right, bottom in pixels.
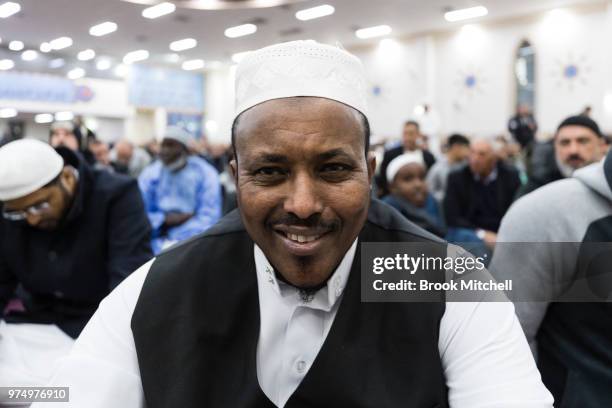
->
225, 23, 257, 38
355, 25, 392, 39
123, 49, 149, 64
142, 2, 176, 19
0, 2, 20, 18
8, 40, 24, 51
444, 6, 488, 22
77, 49, 96, 61
89, 21, 118, 36
49, 36, 73, 50
170, 38, 197, 52
295, 4, 335, 21
182, 59, 205, 71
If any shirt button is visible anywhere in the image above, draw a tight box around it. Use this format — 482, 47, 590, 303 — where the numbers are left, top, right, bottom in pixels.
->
48, 251, 57, 261
54, 290, 64, 298
296, 360, 307, 374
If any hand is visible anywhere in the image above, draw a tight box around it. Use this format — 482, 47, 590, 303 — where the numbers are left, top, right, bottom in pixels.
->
164, 212, 193, 227
483, 231, 497, 249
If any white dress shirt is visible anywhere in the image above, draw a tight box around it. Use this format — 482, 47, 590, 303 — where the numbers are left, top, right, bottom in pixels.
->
34, 242, 553, 408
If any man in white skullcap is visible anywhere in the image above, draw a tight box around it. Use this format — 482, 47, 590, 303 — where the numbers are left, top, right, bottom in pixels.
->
137, 126, 222, 254
0, 139, 152, 394
35, 41, 552, 407
381, 152, 446, 237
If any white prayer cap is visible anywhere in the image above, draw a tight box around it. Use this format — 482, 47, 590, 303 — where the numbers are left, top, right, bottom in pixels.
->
50, 121, 75, 133
386, 151, 425, 183
0, 139, 64, 201
163, 126, 193, 148
233, 40, 369, 122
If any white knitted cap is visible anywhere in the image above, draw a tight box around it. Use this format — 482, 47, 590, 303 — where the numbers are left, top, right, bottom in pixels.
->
0, 139, 64, 201
233, 40, 368, 121
386, 151, 425, 183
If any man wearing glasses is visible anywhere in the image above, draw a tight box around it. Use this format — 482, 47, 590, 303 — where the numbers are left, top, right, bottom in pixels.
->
0, 139, 153, 390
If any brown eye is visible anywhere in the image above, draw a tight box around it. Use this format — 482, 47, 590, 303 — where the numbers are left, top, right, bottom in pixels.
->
321, 163, 351, 173
255, 167, 285, 176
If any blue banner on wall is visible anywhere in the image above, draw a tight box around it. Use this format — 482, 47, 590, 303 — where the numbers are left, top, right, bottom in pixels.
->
128, 65, 204, 111
167, 112, 203, 139
0, 72, 78, 103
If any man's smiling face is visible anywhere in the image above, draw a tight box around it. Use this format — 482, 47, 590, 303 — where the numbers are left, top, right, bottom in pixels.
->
231, 97, 375, 289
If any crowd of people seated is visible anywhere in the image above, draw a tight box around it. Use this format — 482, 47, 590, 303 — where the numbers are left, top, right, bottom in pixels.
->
0, 85, 610, 405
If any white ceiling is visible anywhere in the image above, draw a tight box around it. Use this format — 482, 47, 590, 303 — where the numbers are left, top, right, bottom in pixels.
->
0, 0, 605, 77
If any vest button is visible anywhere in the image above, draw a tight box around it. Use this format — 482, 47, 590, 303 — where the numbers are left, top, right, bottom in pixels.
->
48, 251, 58, 261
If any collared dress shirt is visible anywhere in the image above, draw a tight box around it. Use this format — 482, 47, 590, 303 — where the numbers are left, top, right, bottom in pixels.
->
34, 241, 553, 408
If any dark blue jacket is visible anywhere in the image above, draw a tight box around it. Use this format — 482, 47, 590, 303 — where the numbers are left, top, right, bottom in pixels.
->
0, 147, 153, 337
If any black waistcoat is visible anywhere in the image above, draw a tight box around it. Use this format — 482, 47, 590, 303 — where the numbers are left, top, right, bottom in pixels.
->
132, 200, 448, 407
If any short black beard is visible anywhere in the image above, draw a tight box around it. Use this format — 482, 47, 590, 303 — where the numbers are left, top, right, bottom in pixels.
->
274, 265, 328, 303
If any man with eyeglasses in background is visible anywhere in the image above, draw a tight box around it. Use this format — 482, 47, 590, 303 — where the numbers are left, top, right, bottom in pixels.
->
0, 139, 152, 392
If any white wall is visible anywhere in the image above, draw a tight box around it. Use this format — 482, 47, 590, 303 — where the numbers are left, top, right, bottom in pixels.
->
204, 66, 235, 145
350, 2, 612, 146
201, 2, 612, 149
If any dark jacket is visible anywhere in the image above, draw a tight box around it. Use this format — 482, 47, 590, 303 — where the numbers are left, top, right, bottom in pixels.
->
508, 113, 537, 148
381, 194, 447, 238
0, 148, 153, 338
377, 146, 436, 196
444, 162, 521, 232
515, 140, 564, 200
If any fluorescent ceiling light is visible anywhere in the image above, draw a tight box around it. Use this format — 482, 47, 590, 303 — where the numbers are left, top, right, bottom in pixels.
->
224, 24, 257, 38
77, 49, 96, 61
444, 6, 488, 22
89, 21, 117, 37
0, 2, 20, 18
67, 67, 85, 80
35, 113, 54, 124
123, 49, 149, 64
40, 42, 52, 53
96, 58, 112, 71
142, 2, 175, 19
8, 40, 23, 51
0, 59, 15, 70
182, 59, 204, 71
170, 38, 197, 52
49, 58, 65, 68
0, 108, 17, 118
231, 51, 251, 63
295, 4, 335, 21
55, 111, 74, 121
49, 36, 73, 50
21, 50, 38, 61
355, 25, 392, 39
114, 64, 128, 77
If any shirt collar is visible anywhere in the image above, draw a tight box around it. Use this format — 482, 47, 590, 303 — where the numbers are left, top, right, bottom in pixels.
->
254, 239, 358, 312
473, 165, 498, 185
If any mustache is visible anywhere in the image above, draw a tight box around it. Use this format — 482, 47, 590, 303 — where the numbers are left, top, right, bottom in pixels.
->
566, 154, 584, 162
269, 213, 340, 231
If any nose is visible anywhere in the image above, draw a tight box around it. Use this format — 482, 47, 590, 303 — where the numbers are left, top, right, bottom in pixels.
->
283, 171, 324, 220
567, 141, 581, 156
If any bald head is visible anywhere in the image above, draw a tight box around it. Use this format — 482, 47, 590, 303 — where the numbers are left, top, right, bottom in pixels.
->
114, 140, 134, 165
469, 138, 498, 178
